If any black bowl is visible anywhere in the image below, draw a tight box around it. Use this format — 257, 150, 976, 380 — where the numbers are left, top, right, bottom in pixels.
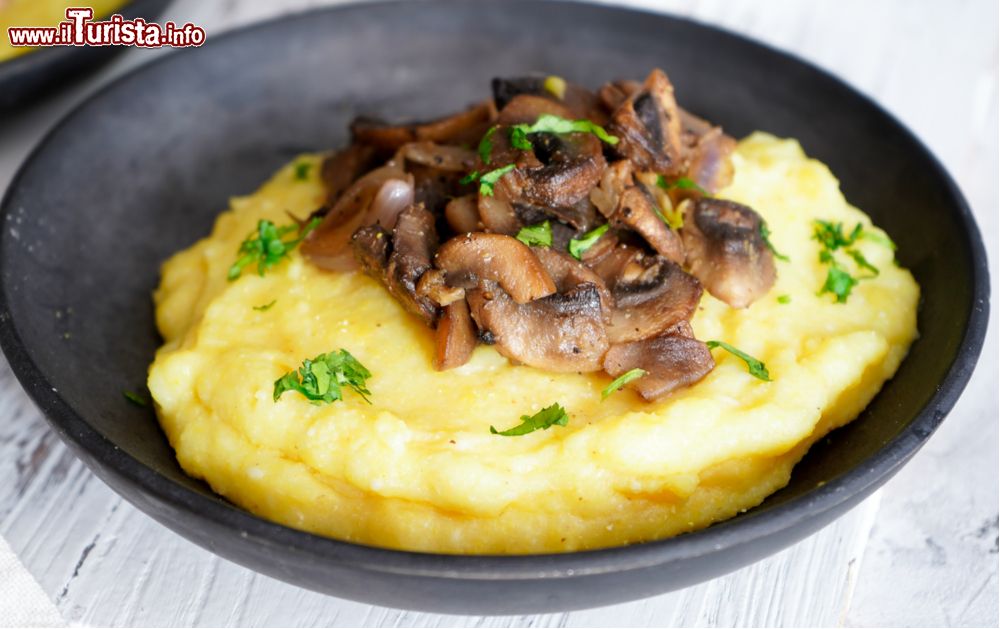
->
0, 0, 172, 110
0, 0, 989, 614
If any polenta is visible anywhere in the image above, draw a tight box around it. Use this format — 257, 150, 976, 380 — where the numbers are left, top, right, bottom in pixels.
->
149, 133, 918, 553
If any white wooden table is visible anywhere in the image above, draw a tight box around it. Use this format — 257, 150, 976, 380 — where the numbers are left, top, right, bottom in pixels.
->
0, 1, 996, 626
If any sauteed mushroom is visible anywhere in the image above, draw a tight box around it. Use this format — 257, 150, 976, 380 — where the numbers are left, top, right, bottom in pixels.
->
681, 197, 776, 308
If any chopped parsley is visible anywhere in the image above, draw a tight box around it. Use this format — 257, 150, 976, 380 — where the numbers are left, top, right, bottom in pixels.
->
812, 220, 893, 303
459, 170, 479, 185
706, 341, 771, 381
760, 220, 789, 262
516, 221, 553, 247
273, 349, 372, 405
568, 224, 610, 260
253, 300, 277, 312
777, 294, 791, 304
601, 368, 647, 400
819, 264, 859, 304
490, 403, 569, 436
477, 126, 498, 164
477, 164, 516, 196
657, 175, 707, 195
228, 217, 320, 281
509, 114, 619, 150
123, 390, 149, 407
293, 161, 312, 181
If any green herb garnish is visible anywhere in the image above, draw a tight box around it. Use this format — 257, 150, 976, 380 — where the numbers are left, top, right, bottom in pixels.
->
477, 164, 516, 196
509, 114, 619, 149
601, 368, 647, 400
253, 300, 277, 312
477, 126, 498, 164
848, 249, 879, 276
489, 403, 569, 436
812, 220, 863, 251
819, 264, 859, 304
515, 221, 553, 247
568, 224, 610, 260
228, 217, 320, 281
777, 295, 791, 304
123, 391, 149, 407
273, 349, 372, 405
760, 220, 789, 262
459, 170, 480, 185
656, 175, 707, 195
706, 341, 771, 381
293, 161, 311, 181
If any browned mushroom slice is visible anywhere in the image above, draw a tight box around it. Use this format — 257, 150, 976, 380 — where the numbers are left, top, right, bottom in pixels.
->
507, 152, 607, 211
608, 69, 684, 174
399, 142, 477, 173
434, 233, 556, 304
532, 247, 612, 318
303, 167, 414, 271
685, 127, 737, 194
608, 185, 685, 265
320, 143, 380, 207
492, 75, 606, 122
467, 280, 608, 373
385, 204, 439, 324
351, 224, 391, 278
496, 94, 577, 126
350, 101, 494, 153
597, 79, 640, 113
681, 198, 776, 308
416, 268, 465, 307
604, 332, 714, 401
606, 255, 703, 344
444, 194, 481, 234
434, 299, 478, 371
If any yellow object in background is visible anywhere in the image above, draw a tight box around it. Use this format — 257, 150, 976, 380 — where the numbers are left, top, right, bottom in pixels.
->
0, 0, 129, 62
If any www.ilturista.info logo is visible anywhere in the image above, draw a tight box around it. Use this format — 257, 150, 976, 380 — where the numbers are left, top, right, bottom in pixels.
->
7, 8, 205, 49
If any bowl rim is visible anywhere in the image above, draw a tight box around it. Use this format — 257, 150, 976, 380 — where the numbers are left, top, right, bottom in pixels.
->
0, 0, 991, 580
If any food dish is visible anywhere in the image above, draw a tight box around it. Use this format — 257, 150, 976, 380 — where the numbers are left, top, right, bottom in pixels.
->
149, 71, 918, 554
0, 0, 987, 612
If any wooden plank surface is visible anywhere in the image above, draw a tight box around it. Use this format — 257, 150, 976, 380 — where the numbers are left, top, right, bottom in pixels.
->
0, 0, 996, 626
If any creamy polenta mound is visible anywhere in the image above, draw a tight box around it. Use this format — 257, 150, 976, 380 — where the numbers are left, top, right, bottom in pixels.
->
149, 133, 919, 554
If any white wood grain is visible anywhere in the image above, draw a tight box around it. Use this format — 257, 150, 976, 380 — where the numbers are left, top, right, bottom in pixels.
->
0, 0, 996, 626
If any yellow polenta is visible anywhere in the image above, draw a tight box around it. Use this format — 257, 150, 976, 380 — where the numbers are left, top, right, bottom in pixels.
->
148, 133, 919, 554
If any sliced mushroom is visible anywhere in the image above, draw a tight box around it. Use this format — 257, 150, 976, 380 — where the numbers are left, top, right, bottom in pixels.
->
597, 79, 640, 113
532, 247, 613, 319
350, 101, 494, 153
608, 185, 685, 265
385, 204, 440, 324
496, 94, 576, 126
417, 268, 465, 307
434, 299, 477, 370
350, 203, 439, 325
303, 167, 414, 271
492, 75, 606, 122
604, 332, 714, 401
434, 233, 556, 303
681, 198, 776, 308
686, 127, 737, 194
399, 142, 478, 173
467, 280, 608, 372
606, 254, 703, 344
608, 69, 684, 174
444, 194, 481, 233
507, 152, 607, 211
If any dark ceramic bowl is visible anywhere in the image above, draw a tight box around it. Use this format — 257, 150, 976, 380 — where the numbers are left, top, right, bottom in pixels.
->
0, 0, 989, 615
0, 0, 171, 110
